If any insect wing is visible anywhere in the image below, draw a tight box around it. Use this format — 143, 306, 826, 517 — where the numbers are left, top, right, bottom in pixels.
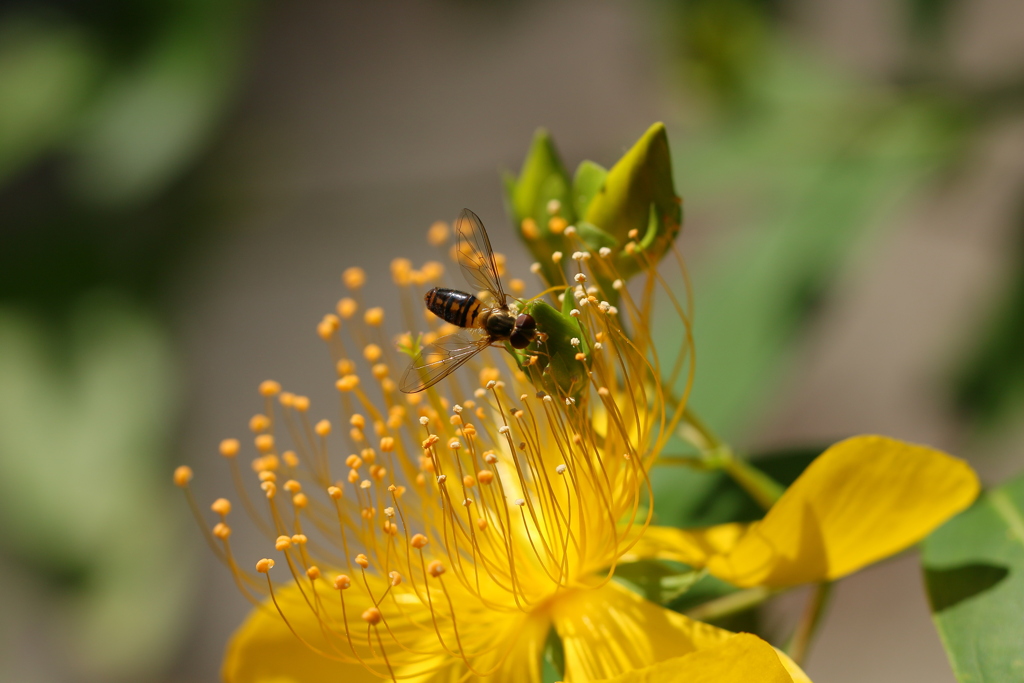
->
454, 208, 507, 307
400, 330, 490, 393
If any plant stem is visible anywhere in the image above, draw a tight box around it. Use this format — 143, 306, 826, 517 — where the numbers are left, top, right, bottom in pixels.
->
785, 582, 833, 665
684, 586, 773, 622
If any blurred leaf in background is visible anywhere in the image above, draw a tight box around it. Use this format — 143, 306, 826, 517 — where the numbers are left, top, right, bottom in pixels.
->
0, 294, 192, 682
0, 1, 262, 681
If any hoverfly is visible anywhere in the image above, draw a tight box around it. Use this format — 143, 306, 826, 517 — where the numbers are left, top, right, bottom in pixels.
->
400, 208, 537, 393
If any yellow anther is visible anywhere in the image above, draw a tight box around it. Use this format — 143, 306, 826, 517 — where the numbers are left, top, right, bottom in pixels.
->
521, 217, 539, 240
213, 522, 231, 540
346, 454, 363, 469
211, 498, 232, 516
173, 465, 193, 487
381, 377, 397, 393
463, 423, 477, 437
394, 485, 406, 497
410, 534, 428, 549
391, 258, 413, 285
597, 387, 610, 397
219, 439, 240, 458
575, 352, 586, 361
449, 414, 462, 426
317, 316, 339, 340
255, 434, 275, 453
293, 396, 310, 412
275, 535, 292, 551
291, 534, 308, 545
379, 436, 395, 452
350, 414, 366, 429
258, 470, 277, 483
359, 480, 372, 489
421, 261, 444, 281
249, 414, 270, 433
372, 364, 389, 380
292, 492, 308, 508
355, 553, 370, 569
477, 470, 494, 485
282, 450, 299, 467
427, 220, 450, 246
302, 566, 320, 583
463, 475, 476, 488
415, 473, 426, 487
627, 228, 639, 240
548, 216, 568, 234
334, 574, 351, 590
368, 465, 385, 481
360, 343, 382, 363
283, 479, 301, 493
336, 358, 355, 376
256, 558, 274, 573
422, 435, 439, 449
347, 469, 360, 483
364, 307, 385, 326
315, 419, 331, 437
343, 267, 366, 290
327, 485, 343, 499
448, 439, 461, 451
361, 607, 382, 625
389, 571, 403, 586
259, 380, 281, 397
510, 278, 525, 295
336, 375, 360, 392
261, 481, 277, 498
427, 560, 446, 577
477, 518, 488, 530
476, 407, 486, 420
386, 413, 402, 429
337, 297, 358, 319
361, 448, 376, 464
279, 391, 295, 407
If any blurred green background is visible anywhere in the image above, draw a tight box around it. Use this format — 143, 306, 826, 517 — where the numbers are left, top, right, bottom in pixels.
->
1, 1, 1023, 681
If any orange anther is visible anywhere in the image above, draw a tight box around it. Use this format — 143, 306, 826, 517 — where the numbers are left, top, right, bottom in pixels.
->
334, 574, 351, 590
355, 553, 370, 569
211, 498, 232, 516
259, 380, 281, 397
256, 558, 274, 573
380, 437, 395, 452
292, 493, 308, 509
291, 534, 307, 545
364, 307, 384, 327
173, 465, 193, 487
410, 534, 428, 549
306, 566, 321, 581
219, 439, 240, 458
249, 414, 270, 433
363, 343, 383, 362
315, 419, 331, 437
343, 267, 366, 290
336, 358, 355, 375
361, 607, 382, 625
463, 475, 476, 488
293, 396, 310, 412
427, 560, 445, 577
213, 523, 231, 539
283, 479, 302, 493
336, 375, 360, 392
255, 434, 275, 453
275, 535, 292, 551
327, 486, 343, 500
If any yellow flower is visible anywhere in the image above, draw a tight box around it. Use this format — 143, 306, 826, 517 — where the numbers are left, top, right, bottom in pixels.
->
626, 435, 980, 589
176, 225, 811, 682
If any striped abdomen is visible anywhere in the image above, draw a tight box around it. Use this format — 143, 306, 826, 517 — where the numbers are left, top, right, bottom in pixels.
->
424, 287, 484, 328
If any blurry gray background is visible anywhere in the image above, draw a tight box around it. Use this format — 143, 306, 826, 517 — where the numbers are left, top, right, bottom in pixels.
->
2, 1, 1024, 681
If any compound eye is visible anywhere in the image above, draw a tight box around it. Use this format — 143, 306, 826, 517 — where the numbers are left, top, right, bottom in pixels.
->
515, 314, 537, 332
509, 331, 531, 349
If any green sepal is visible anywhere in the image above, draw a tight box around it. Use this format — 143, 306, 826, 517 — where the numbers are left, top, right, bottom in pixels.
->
572, 159, 608, 217
519, 299, 590, 400
504, 129, 575, 287
583, 122, 682, 282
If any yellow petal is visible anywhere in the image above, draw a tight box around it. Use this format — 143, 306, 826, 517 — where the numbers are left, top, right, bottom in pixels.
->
224, 574, 548, 683
591, 633, 800, 683
223, 580, 379, 683
707, 435, 980, 588
619, 523, 747, 567
396, 609, 549, 683
552, 581, 732, 680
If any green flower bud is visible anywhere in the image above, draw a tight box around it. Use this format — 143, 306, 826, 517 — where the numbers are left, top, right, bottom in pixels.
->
514, 295, 590, 400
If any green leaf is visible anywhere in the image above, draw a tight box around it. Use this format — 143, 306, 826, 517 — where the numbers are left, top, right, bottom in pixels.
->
921, 472, 1024, 682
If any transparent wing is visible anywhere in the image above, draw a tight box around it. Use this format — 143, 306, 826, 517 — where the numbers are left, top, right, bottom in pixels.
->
400, 330, 490, 393
455, 208, 507, 306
